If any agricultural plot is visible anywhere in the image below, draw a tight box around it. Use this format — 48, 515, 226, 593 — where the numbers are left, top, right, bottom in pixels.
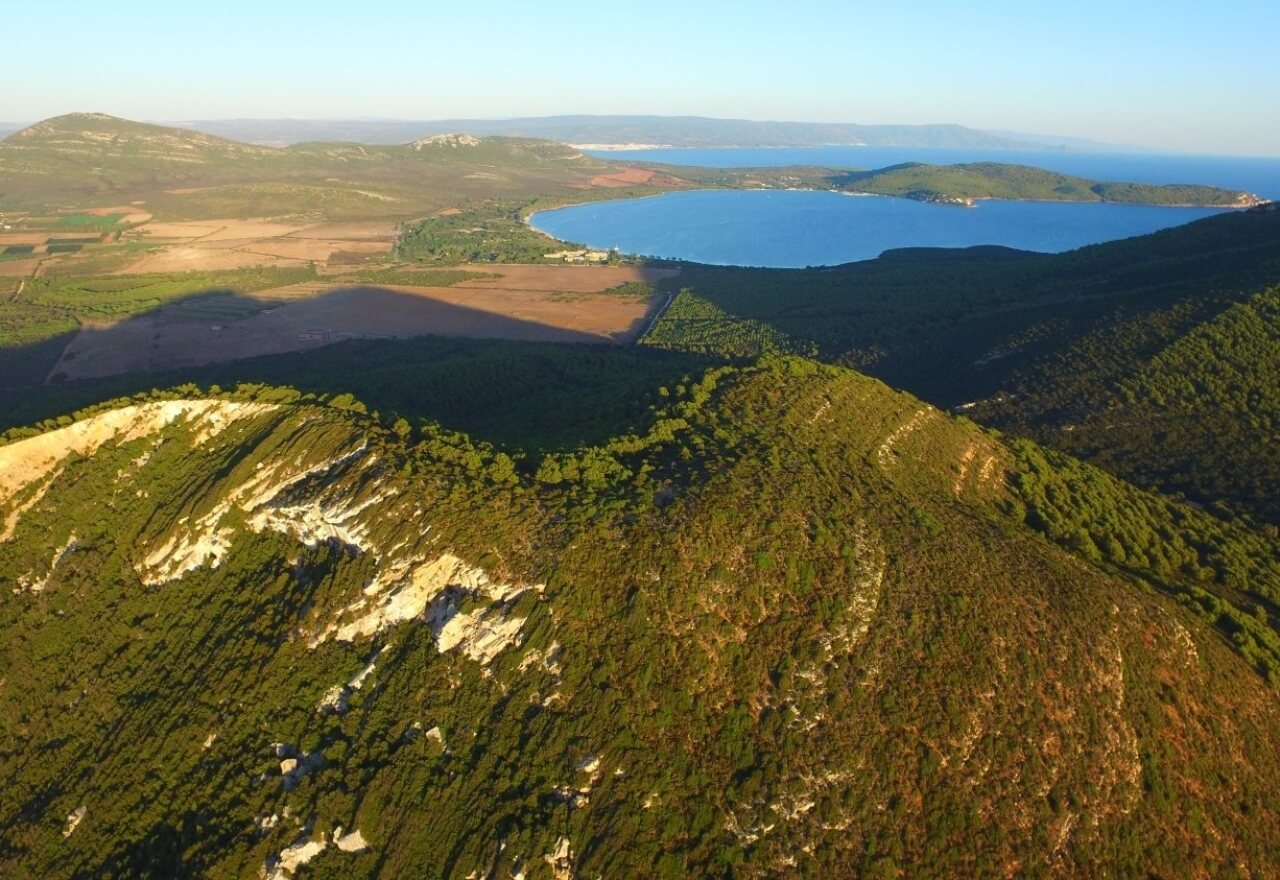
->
46, 264, 676, 381
117, 216, 398, 273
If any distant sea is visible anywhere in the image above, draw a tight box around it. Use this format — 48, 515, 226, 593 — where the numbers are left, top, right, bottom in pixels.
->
527, 147, 1279, 268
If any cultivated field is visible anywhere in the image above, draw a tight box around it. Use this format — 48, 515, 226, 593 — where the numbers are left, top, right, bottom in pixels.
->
120, 217, 398, 273
48, 264, 679, 381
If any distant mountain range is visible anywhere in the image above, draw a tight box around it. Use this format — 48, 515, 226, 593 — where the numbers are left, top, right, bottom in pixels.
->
1, 114, 1149, 152
145, 115, 1072, 150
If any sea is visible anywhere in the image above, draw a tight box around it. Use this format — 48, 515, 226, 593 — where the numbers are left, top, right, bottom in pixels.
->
529, 147, 1280, 268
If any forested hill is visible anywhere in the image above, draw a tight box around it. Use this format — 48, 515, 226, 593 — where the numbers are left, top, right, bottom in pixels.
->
4, 359, 1280, 877
832, 161, 1262, 206
978, 283, 1280, 524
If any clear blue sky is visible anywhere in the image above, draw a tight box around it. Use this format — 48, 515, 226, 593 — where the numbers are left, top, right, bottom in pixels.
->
2, 0, 1277, 155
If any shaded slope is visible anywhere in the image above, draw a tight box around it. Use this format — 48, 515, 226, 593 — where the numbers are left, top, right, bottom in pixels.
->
997, 285, 1280, 523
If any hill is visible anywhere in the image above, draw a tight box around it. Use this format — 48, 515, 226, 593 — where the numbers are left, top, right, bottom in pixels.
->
4, 359, 1280, 877
975, 282, 1280, 524
833, 161, 1262, 206
5, 111, 276, 158
0, 115, 1249, 223
0, 113, 691, 218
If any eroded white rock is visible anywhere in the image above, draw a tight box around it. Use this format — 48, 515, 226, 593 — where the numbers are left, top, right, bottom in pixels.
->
63, 805, 86, 837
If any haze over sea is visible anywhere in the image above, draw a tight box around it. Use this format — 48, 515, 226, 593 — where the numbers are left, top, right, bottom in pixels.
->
529, 147, 1280, 268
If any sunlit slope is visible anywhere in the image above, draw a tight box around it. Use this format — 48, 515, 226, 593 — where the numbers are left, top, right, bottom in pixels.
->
3, 360, 1280, 877
0, 113, 671, 218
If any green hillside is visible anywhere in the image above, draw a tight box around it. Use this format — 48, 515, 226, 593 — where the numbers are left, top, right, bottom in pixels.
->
978, 285, 1280, 524
832, 161, 1260, 206
4, 360, 1280, 877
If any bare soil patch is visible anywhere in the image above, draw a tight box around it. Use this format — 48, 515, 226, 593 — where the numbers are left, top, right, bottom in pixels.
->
590, 168, 656, 188
119, 246, 306, 274
0, 233, 49, 246
51, 275, 663, 381
241, 238, 391, 262
0, 258, 41, 277
133, 221, 225, 239
286, 221, 398, 240
451, 263, 679, 293
117, 218, 392, 273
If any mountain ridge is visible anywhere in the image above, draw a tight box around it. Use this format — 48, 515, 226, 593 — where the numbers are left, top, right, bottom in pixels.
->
4, 358, 1280, 876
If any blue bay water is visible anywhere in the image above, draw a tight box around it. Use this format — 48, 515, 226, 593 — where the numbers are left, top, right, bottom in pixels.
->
531, 190, 1232, 269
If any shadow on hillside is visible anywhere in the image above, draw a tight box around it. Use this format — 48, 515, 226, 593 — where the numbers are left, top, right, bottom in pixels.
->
0, 283, 711, 452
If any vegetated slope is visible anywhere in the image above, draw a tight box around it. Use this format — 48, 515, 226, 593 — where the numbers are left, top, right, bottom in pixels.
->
982, 285, 1280, 524
0, 113, 685, 218
3, 359, 1280, 878
833, 161, 1260, 206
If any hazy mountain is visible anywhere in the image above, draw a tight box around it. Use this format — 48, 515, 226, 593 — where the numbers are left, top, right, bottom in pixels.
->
173, 115, 1053, 150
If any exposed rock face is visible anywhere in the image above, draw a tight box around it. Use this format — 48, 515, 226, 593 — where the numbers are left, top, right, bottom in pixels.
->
262, 835, 326, 880
411, 133, 481, 149
317, 552, 540, 666
333, 828, 368, 853
63, 805, 86, 838
0, 400, 277, 541
543, 836, 574, 880
139, 439, 373, 585
317, 650, 382, 715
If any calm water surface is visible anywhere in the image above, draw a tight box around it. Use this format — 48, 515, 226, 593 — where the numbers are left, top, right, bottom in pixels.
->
531, 189, 1232, 269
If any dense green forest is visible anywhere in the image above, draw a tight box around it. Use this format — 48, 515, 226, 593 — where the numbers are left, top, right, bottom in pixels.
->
988, 286, 1280, 524
5, 359, 1280, 878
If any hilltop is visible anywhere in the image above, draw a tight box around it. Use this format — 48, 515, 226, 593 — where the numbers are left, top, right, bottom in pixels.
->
3, 359, 1280, 877
5, 111, 276, 157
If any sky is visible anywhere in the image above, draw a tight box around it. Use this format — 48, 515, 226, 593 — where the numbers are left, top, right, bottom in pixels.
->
2, 0, 1277, 155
